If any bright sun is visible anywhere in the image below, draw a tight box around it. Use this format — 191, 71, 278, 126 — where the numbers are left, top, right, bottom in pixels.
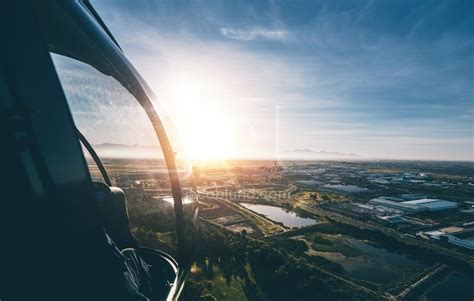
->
180, 114, 234, 161
162, 70, 238, 161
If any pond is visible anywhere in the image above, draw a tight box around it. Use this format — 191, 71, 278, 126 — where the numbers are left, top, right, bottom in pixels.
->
313, 238, 427, 286
239, 203, 319, 228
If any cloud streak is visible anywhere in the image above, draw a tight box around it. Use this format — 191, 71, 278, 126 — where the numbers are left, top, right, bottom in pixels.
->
220, 27, 287, 41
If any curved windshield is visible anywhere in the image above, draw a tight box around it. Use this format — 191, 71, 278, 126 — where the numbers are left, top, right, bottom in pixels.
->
51, 52, 198, 257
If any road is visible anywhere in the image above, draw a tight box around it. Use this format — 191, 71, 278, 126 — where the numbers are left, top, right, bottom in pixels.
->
199, 188, 472, 300
395, 264, 447, 300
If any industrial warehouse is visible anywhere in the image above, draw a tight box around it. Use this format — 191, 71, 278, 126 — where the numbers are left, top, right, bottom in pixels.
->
424, 228, 474, 250
369, 197, 458, 213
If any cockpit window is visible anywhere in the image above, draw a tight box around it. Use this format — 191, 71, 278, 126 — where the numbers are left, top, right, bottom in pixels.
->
51, 54, 162, 158
51, 53, 198, 255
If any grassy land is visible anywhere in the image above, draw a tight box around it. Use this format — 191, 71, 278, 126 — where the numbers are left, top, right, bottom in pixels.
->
208, 272, 247, 301
293, 191, 346, 207
304, 233, 364, 257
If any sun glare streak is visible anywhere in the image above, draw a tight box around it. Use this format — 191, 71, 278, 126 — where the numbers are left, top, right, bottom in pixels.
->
161, 70, 238, 162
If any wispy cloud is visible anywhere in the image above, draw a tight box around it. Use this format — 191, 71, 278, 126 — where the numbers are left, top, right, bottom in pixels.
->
90, 0, 473, 161
220, 27, 287, 41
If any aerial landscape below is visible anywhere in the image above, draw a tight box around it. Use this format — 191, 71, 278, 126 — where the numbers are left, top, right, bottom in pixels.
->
90, 158, 474, 300
2, 1, 472, 300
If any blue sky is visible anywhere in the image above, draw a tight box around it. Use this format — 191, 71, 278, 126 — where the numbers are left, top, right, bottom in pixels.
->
93, 0, 473, 160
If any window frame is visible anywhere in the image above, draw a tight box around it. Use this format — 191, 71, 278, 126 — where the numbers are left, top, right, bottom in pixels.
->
37, 1, 191, 298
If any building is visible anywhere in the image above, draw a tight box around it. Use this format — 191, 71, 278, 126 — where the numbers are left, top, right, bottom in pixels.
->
376, 215, 406, 224
319, 184, 368, 195
424, 228, 474, 250
369, 197, 457, 212
402, 199, 458, 211
369, 198, 422, 212
295, 180, 322, 187
401, 193, 427, 200
447, 229, 474, 249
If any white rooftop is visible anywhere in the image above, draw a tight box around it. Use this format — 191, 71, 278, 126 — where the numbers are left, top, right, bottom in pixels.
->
402, 198, 457, 210
425, 230, 444, 237
403, 198, 442, 205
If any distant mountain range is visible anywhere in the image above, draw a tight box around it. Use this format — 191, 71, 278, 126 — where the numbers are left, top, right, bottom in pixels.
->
92, 143, 162, 158
281, 149, 362, 159
90, 143, 361, 160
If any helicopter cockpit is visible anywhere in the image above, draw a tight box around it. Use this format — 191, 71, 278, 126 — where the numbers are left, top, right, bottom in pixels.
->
1, 1, 198, 300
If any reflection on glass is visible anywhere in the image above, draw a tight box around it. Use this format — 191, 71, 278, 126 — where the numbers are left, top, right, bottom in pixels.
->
51, 53, 198, 257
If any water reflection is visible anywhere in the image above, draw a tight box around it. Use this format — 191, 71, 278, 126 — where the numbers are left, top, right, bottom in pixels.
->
240, 203, 318, 228
160, 196, 195, 205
